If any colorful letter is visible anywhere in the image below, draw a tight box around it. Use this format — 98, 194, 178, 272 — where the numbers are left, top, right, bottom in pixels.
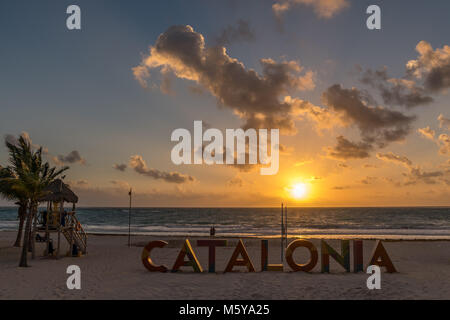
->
321, 240, 350, 273
197, 239, 227, 273
261, 240, 283, 271
285, 240, 318, 272
141, 241, 169, 272
368, 240, 397, 273
224, 239, 256, 272
353, 240, 364, 273
172, 239, 203, 272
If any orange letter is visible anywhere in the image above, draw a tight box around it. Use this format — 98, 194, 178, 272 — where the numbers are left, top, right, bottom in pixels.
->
172, 239, 203, 273
141, 240, 168, 272
368, 240, 397, 273
261, 240, 283, 271
285, 240, 318, 272
225, 239, 256, 272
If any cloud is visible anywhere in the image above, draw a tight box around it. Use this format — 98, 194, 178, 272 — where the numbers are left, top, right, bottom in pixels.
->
286, 96, 341, 130
332, 185, 351, 190
129, 155, 195, 184
376, 152, 412, 168
438, 114, 450, 130
438, 134, 450, 155
53, 150, 86, 165
407, 41, 450, 92
110, 180, 131, 190
227, 175, 244, 187
133, 25, 316, 134
67, 179, 89, 188
322, 84, 416, 149
406, 167, 445, 185
4, 132, 49, 154
376, 151, 448, 185
113, 163, 127, 172
360, 176, 377, 185
359, 67, 433, 108
416, 116, 450, 156
278, 143, 293, 155
417, 126, 436, 140
214, 20, 255, 46
273, 0, 349, 19
326, 136, 372, 160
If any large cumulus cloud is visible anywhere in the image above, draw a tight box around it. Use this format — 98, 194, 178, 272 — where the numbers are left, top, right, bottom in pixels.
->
407, 41, 450, 92
133, 25, 317, 134
322, 84, 416, 159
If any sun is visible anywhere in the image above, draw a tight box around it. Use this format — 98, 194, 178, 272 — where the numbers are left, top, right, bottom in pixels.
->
290, 183, 308, 199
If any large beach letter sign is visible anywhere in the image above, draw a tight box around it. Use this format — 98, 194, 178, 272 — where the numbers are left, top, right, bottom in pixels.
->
141, 239, 397, 273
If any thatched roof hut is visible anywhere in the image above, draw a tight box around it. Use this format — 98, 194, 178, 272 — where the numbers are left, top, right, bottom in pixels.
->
39, 179, 78, 204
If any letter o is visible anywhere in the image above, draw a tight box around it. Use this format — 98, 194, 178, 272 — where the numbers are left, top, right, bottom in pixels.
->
285, 240, 318, 272
141, 241, 169, 272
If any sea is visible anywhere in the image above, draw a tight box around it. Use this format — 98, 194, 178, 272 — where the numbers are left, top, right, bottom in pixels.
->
0, 207, 449, 240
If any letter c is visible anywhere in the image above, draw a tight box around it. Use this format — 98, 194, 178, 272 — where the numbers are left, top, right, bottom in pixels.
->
285, 240, 318, 272
141, 241, 169, 272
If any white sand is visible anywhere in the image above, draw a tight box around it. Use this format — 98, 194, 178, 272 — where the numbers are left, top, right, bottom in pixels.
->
0, 231, 449, 300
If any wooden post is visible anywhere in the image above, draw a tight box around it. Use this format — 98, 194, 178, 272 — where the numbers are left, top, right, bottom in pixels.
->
285, 205, 288, 247
281, 203, 284, 262
45, 202, 50, 256
31, 207, 37, 259
128, 188, 132, 248
56, 200, 63, 259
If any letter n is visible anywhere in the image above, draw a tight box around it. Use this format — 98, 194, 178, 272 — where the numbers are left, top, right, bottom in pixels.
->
321, 240, 350, 273
224, 240, 256, 272
172, 239, 203, 272
353, 240, 364, 273
368, 240, 397, 273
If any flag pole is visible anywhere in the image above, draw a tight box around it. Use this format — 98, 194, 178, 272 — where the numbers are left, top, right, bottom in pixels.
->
128, 188, 132, 248
285, 204, 288, 247
281, 202, 284, 262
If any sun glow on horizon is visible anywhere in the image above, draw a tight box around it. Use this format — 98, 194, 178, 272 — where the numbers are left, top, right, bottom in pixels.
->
290, 182, 308, 200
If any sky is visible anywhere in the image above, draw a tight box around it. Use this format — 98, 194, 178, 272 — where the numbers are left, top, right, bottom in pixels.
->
0, 0, 449, 207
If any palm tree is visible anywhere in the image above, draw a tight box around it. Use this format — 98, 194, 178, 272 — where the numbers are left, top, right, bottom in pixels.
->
2, 136, 68, 267
0, 166, 29, 247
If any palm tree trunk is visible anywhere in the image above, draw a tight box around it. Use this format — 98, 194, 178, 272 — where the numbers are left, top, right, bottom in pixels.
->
28, 211, 35, 252
19, 203, 34, 267
31, 208, 38, 259
13, 205, 26, 247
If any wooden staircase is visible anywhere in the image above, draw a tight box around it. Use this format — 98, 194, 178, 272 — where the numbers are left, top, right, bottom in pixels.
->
61, 213, 87, 255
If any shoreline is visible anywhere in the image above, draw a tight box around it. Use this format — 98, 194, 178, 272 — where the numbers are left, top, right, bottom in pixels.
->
1, 229, 450, 241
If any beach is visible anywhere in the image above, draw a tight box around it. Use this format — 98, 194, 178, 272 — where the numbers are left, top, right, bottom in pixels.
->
0, 231, 449, 300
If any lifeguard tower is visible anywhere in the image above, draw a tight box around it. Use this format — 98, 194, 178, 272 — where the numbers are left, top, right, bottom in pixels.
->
35, 179, 87, 258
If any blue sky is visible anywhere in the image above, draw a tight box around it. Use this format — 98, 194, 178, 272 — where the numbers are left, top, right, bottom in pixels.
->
1, 0, 449, 206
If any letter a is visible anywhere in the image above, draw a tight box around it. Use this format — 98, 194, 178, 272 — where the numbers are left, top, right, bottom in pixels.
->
225, 240, 256, 272
366, 5, 381, 30
368, 240, 397, 273
66, 5, 81, 30
172, 239, 203, 272
66, 265, 81, 290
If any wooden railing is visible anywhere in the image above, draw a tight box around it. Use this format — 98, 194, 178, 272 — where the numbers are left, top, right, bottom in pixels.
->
64, 212, 87, 253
